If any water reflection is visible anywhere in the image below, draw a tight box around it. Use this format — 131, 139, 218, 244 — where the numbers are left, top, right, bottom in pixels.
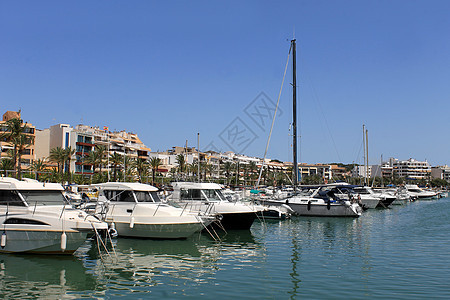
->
284, 216, 368, 299
72, 230, 263, 297
0, 253, 96, 299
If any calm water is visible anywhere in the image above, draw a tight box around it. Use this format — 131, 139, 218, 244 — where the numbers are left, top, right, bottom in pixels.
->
1, 197, 449, 299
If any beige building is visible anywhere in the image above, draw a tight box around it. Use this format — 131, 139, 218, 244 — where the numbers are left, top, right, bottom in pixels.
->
35, 123, 151, 175
0, 110, 36, 170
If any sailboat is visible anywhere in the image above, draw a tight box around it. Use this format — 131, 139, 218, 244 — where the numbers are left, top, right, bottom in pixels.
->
265, 39, 362, 217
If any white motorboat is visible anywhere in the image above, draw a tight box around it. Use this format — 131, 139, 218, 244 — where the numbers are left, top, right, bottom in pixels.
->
405, 184, 438, 200
286, 186, 362, 217
351, 186, 396, 209
91, 182, 214, 239
168, 182, 263, 230
383, 187, 411, 204
263, 185, 362, 217
0, 177, 107, 254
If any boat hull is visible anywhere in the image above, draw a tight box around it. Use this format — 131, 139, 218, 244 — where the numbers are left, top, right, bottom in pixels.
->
0, 230, 88, 254
111, 221, 206, 239
213, 212, 258, 230
286, 202, 361, 217
375, 198, 396, 208
359, 198, 380, 209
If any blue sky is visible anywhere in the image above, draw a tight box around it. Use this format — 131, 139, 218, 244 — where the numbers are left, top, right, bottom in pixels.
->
1, 0, 449, 166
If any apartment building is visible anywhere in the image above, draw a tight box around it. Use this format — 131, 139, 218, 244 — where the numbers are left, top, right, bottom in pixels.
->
35, 124, 151, 175
0, 110, 36, 170
390, 158, 431, 179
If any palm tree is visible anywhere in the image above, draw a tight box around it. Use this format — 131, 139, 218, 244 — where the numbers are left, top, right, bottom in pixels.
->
84, 150, 101, 174
0, 158, 13, 177
93, 145, 108, 174
133, 158, 149, 183
12, 134, 34, 180
30, 158, 47, 181
222, 161, 233, 185
0, 117, 33, 179
123, 155, 133, 181
149, 157, 162, 185
49, 147, 66, 175
176, 154, 186, 176
63, 146, 75, 183
85, 145, 107, 176
109, 152, 123, 182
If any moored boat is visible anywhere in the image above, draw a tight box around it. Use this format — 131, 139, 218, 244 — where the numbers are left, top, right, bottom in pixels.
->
405, 184, 438, 200
91, 182, 214, 239
0, 177, 107, 254
168, 182, 263, 230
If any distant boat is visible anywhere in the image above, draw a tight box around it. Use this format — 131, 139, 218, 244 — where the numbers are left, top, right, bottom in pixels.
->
405, 184, 438, 200
0, 177, 107, 254
263, 185, 362, 217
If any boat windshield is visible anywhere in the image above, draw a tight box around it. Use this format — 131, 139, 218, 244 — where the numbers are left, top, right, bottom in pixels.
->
201, 189, 225, 202
180, 188, 204, 201
0, 190, 26, 206
134, 191, 162, 203
354, 188, 370, 194
20, 190, 67, 206
104, 190, 135, 202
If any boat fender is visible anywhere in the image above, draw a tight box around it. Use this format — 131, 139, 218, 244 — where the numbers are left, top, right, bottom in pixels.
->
307, 200, 311, 211
327, 200, 331, 210
130, 217, 135, 228
61, 232, 67, 252
344, 201, 351, 207
109, 227, 118, 237
1, 232, 6, 248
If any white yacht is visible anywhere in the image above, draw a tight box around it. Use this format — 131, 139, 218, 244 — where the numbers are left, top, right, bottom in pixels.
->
168, 182, 263, 230
0, 177, 107, 254
383, 187, 411, 205
92, 182, 214, 239
263, 185, 362, 217
350, 186, 396, 209
405, 184, 438, 200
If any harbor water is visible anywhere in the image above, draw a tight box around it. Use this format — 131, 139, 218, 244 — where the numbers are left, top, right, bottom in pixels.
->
1, 197, 449, 299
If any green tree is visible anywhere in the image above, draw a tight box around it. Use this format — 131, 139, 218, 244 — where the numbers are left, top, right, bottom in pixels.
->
12, 134, 34, 180
149, 157, 162, 185
222, 161, 233, 185
133, 158, 149, 183
0, 158, 13, 177
109, 152, 123, 182
85, 145, 107, 175
29, 158, 47, 181
0, 117, 34, 179
63, 146, 75, 183
176, 154, 186, 175
49, 147, 66, 175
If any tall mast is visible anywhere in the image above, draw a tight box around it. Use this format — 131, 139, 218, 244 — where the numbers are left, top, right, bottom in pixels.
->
363, 124, 367, 186
292, 39, 298, 192
365, 128, 369, 185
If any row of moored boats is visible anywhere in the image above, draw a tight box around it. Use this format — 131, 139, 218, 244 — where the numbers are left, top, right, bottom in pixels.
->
0, 177, 446, 255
